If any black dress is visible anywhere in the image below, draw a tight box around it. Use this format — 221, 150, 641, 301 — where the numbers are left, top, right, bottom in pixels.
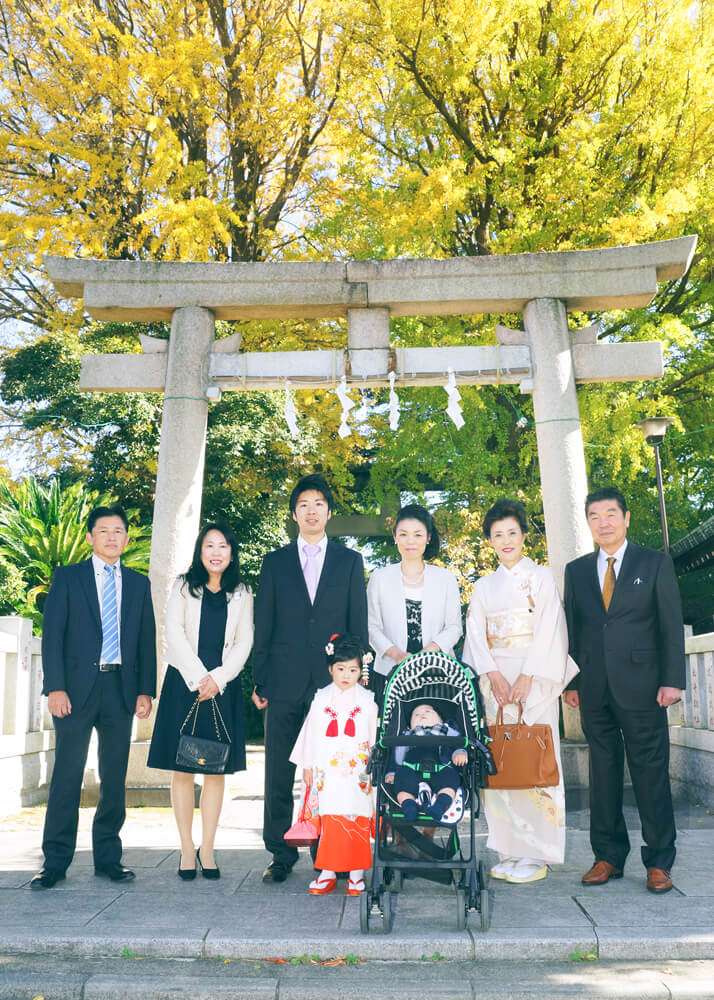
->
147, 588, 247, 774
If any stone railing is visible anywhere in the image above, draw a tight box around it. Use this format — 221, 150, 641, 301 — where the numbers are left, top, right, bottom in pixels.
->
669, 631, 714, 806
0, 616, 54, 811
0, 615, 173, 812
2, 615, 713, 810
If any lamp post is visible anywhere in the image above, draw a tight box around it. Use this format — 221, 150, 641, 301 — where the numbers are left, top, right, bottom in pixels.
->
636, 417, 675, 552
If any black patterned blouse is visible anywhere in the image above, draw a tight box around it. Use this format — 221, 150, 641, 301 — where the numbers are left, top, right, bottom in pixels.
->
405, 598, 422, 654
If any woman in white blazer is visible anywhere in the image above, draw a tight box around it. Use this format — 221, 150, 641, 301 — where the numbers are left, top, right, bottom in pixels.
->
367, 505, 462, 700
148, 523, 253, 881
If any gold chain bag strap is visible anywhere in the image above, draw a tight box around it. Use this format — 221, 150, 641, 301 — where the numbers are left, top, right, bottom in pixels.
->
175, 694, 231, 774
486, 703, 559, 790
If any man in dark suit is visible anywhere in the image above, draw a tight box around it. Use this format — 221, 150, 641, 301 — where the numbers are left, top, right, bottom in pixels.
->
252, 473, 368, 882
563, 487, 685, 894
31, 504, 156, 889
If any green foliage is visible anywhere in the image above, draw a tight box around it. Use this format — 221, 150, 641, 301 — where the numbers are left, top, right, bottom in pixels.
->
0, 477, 150, 627
568, 948, 598, 962
0, 0, 712, 630
0, 556, 25, 616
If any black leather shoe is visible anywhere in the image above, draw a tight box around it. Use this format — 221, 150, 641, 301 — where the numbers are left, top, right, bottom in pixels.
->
178, 864, 197, 881
197, 848, 220, 881
262, 860, 293, 883
30, 869, 66, 890
94, 864, 136, 882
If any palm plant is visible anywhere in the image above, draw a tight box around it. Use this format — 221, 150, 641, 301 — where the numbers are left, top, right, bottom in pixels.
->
0, 478, 151, 625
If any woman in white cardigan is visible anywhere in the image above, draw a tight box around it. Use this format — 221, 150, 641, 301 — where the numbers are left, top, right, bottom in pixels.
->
367, 505, 462, 701
148, 523, 253, 881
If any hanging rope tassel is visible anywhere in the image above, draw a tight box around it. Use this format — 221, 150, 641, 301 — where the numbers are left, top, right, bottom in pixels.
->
344, 706, 361, 737
324, 706, 338, 737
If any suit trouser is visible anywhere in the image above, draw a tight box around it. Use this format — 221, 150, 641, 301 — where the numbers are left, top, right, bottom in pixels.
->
581, 690, 676, 871
42, 671, 134, 871
263, 696, 313, 865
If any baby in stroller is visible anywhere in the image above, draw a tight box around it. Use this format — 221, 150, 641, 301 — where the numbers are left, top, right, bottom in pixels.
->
385, 703, 468, 822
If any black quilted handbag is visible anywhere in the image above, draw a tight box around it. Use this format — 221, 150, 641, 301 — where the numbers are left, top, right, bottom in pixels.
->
175, 695, 231, 774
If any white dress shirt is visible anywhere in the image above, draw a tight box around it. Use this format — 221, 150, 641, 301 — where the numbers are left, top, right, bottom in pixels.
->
298, 533, 328, 586
597, 539, 628, 589
92, 553, 122, 664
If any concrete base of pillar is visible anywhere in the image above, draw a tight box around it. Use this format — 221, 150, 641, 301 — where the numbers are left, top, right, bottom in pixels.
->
0, 730, 55, 812
670, 727, 714, 808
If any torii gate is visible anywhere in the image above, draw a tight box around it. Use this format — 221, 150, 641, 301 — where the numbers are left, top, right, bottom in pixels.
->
44, 236, 696, 743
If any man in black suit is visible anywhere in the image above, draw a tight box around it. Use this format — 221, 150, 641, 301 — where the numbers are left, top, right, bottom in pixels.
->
31, 504, 156, 889
563, 487, 685, 894
252, 474, 368, 882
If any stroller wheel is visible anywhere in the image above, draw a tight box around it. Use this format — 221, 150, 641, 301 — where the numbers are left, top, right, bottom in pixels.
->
359, 889, 371, 934
455, 887, 467, 930
477, 862, 492, 933
479, 885, 492, 932
380, 889, 396, 934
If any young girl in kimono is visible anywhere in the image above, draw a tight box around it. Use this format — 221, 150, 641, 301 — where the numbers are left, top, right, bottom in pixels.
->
290, 633, 378, 896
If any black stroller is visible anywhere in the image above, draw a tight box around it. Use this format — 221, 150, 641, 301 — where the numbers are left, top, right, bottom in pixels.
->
361, 649, 496, 934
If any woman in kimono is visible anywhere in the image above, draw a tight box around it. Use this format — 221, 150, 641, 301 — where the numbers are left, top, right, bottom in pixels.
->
463, 499, 578, 885
290, 633, 378, 896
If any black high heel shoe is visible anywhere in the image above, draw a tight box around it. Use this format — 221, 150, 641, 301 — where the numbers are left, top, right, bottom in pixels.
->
196, 847, 220, 880
177, 853, 197, 881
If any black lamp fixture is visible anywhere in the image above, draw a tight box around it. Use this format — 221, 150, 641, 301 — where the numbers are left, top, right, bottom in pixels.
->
636, 417, 675, 552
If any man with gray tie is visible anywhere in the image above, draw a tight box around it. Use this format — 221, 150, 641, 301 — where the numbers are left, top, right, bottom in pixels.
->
31, 505, 156, 889
252, 474, 368, 883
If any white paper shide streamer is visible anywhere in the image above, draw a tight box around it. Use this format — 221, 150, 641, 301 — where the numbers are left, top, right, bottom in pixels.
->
354, 389, 369, 424
335, 375, 355, 438
283, 381, 299, 439
388, 371, 400, 431
444, 368, 465, 429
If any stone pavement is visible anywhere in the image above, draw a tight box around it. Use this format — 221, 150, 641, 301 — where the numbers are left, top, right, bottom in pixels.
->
1, 748, 714, 997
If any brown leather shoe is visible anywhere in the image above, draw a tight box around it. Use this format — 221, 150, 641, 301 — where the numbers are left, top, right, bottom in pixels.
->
646, 867, 673, 894
581, 860, 624, 885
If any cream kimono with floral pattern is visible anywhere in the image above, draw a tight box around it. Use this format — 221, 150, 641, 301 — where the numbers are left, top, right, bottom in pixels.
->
290, 682, 378, 819
463, 557, 578, 864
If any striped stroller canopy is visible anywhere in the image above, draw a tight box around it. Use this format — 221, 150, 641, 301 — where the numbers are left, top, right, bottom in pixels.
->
380, 650, 485, 743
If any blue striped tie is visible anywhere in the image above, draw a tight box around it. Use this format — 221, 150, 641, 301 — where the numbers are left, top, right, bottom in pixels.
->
100, 564, 120, 664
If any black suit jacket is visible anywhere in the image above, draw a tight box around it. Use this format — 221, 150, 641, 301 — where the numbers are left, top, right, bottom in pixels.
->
564, 541, 686, 710
252, 540, 368, 702
41, 559, 157, 712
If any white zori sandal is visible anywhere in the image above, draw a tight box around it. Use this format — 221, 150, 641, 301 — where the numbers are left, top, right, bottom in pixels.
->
505, 858, 548, 884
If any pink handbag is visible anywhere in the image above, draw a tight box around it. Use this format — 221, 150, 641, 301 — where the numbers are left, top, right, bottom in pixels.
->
284, 785, 321, 846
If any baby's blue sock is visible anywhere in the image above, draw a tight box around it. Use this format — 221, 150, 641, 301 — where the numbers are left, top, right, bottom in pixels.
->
426, 793, 452, 821
401, 799, 418, 821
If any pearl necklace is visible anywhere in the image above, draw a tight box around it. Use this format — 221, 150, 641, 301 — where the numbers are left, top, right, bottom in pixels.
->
400, 563, 424, 586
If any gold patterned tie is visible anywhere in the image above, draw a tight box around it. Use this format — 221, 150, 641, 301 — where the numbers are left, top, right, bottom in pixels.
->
602, 557, 616, 611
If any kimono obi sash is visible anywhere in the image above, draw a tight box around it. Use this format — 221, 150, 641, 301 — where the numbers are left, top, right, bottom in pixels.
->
486, 607, 533, 650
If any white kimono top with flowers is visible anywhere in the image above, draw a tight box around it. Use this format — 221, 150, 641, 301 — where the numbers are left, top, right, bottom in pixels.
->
290, 682, 378, 819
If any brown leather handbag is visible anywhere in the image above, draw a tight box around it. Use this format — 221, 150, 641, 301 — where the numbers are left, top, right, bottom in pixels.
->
486, 704, 559, 789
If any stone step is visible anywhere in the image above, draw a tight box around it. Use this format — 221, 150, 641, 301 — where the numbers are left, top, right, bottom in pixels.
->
1, 954, 713, 1000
